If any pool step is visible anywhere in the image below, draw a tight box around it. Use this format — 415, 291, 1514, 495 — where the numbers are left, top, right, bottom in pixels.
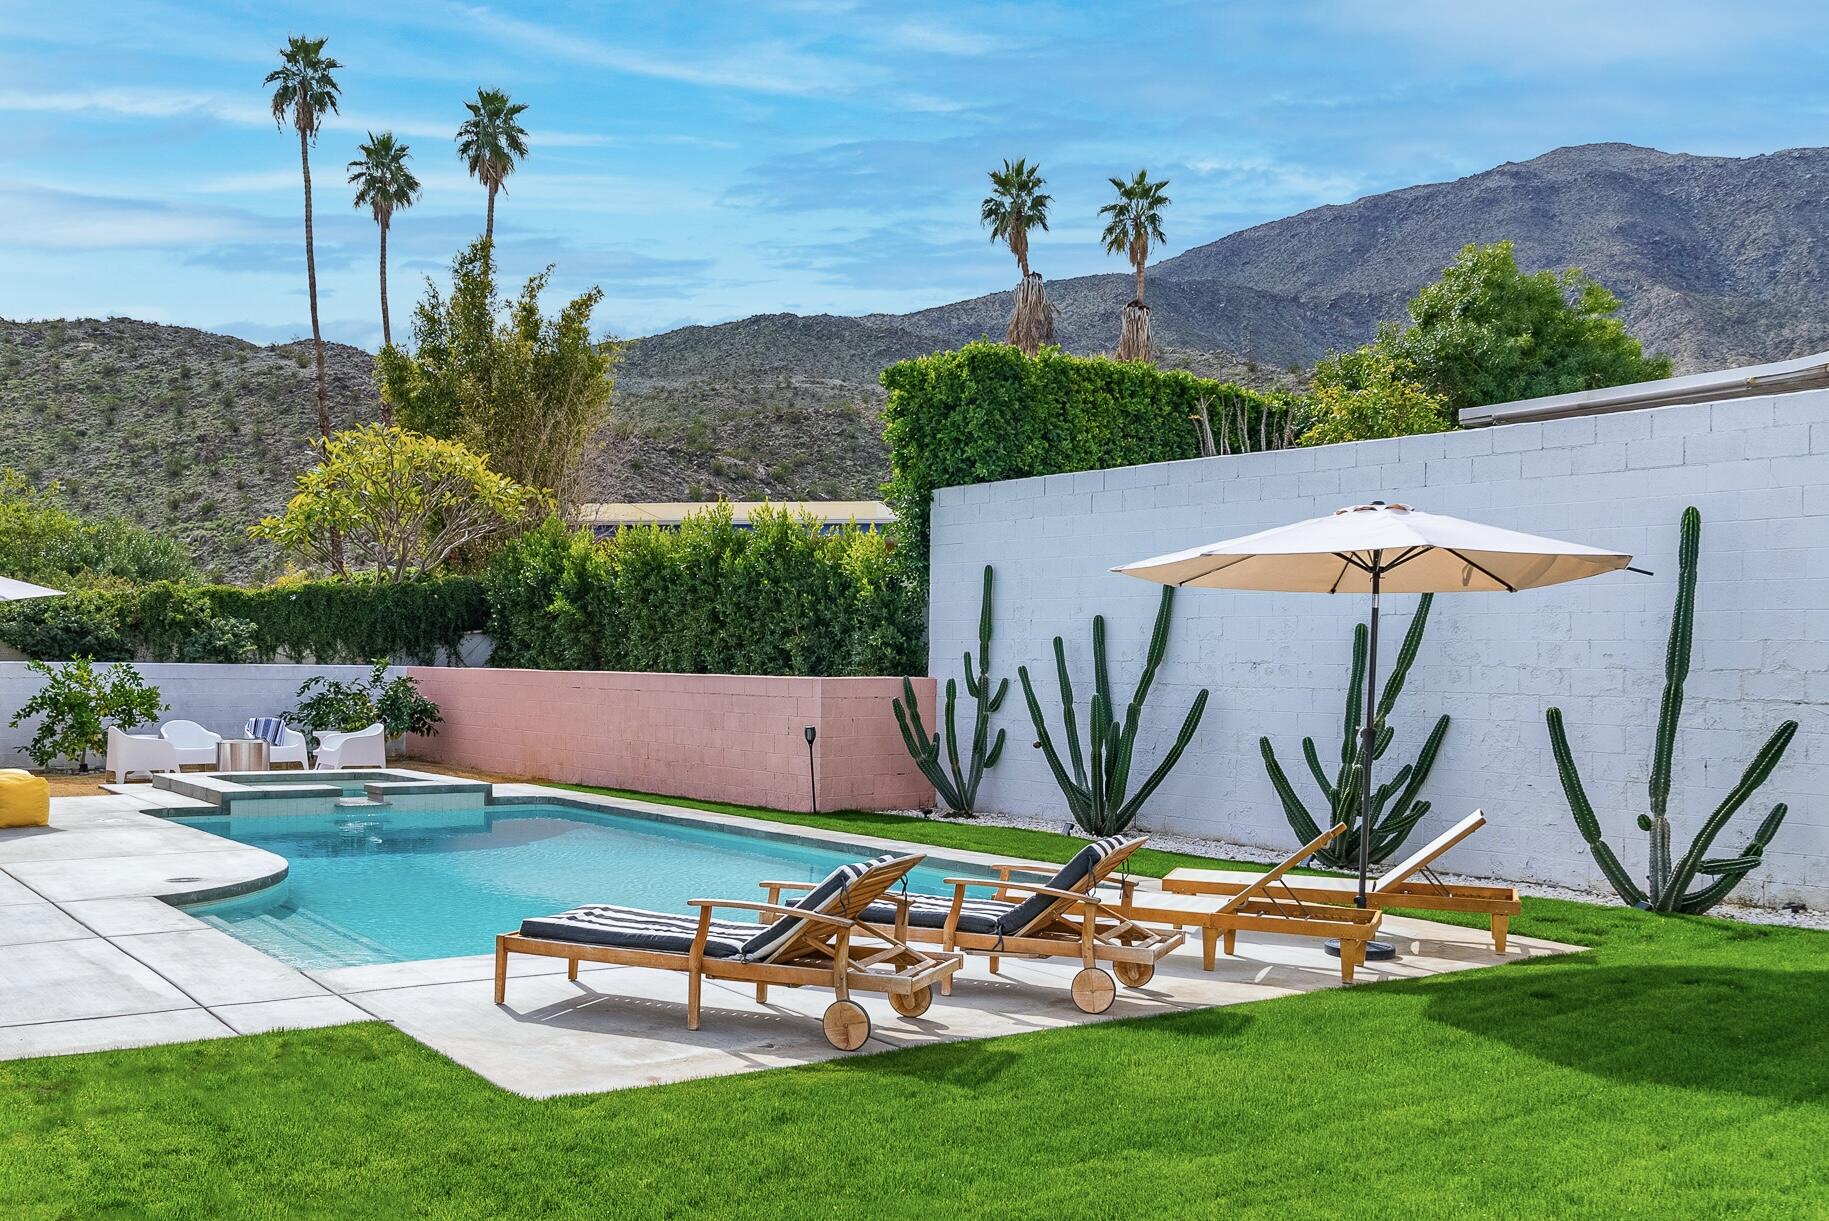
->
335, 796, 390, 809
228, 905, 398, 966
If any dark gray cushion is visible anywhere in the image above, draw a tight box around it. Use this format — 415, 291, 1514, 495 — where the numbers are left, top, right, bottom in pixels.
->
740, 853, 907, 962
993, 835, 1139, 936
519, 905, 755, 958
863, 890, 1011, 935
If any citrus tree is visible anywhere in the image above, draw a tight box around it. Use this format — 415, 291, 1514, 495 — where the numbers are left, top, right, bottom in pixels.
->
251, 425, 546, 580
8, 658, 166, 771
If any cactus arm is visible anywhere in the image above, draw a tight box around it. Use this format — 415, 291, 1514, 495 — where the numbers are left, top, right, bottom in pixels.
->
1131, 588, 1174, 709
1376, 594, 1434, 722
1118, 689, 1209, 822
1384, 715, 1449, 821
1547, 705, 1648, 907
1301, 737, 1334, 800
987, 676, 1009, 713
1661, 720, 1798, 908
942, 678, 966, 797
1019, 663, 1089, 823
1051, 636, 1087, 790
893, 679, 962, 811
1263, 737, 1326, 845
983, 727, 1006, 770
1650, 507, 1700, 819
1676, 802, 1789, 913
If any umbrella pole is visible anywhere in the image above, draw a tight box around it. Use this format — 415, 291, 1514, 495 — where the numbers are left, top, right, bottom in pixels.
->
1357, 558, 1381, 908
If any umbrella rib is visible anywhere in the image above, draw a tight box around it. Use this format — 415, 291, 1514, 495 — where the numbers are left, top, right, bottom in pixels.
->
1381, 546, 1428, 572
1444, 548, 1518, 593
1327, 555, 1354, 594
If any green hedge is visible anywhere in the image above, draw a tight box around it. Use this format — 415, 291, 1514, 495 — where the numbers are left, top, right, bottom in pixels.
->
485, 509, 923, 676
0, 577, 486, 664
881, 341, 1291, 570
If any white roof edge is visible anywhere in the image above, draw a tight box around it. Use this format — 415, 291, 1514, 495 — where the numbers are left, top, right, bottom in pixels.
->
1459, 349, 1829, 426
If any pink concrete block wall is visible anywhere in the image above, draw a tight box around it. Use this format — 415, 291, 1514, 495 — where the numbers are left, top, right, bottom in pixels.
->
403, 668, 937, 813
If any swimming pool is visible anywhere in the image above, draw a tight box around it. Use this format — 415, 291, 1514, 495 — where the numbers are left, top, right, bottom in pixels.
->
172, 802, 992, 969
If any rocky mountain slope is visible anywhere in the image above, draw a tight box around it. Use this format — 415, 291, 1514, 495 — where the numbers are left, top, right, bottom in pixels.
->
8, 143, 1825, 580
0, 317, 383, 582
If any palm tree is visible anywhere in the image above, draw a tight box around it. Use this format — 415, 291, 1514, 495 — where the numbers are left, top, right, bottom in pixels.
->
265, 35, 342, 445
980, 158, 1054, 354
1099, 170, 1171, 362
455, 88, 529, 242
347, 132, 422, 367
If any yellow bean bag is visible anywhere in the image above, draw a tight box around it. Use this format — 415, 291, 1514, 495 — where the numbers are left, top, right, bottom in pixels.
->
0, 769, 50, 829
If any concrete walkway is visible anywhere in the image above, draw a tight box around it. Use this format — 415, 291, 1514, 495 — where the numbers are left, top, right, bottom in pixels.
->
1, 786, 1581, 1096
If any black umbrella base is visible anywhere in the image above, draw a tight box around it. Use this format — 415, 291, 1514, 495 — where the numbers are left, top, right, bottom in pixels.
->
1325, 939, 1396, 961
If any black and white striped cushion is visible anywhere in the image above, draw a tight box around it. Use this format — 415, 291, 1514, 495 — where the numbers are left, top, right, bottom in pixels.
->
519, 905, 758, 958
739, 853, 907, 963
993, 835, 1140, 936
862, 889, 1012, 935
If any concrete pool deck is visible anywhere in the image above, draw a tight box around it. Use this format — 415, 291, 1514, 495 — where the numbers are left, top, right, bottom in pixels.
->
0, 783, 1582, 1096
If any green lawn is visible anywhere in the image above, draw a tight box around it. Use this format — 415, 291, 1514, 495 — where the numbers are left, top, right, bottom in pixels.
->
3, 792, 1825, 1219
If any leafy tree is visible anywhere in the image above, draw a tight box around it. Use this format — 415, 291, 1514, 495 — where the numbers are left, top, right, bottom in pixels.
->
1367, 240, 1671, 412
1099, 170, 1171, 362
981, 158, 1054, 354
348, 131, 422, 360
9, 658, 166, 771
455, 88, 529, 242
375, 239, 620, 505
1299, 349, 1453, 446
250, 424, 547, 581
287, 661, 442, 742
264, 36, 342, 450
0, 470, 193, 588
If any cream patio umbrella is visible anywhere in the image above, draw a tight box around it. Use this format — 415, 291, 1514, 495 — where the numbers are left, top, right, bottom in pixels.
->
1114, 501, 1638, 957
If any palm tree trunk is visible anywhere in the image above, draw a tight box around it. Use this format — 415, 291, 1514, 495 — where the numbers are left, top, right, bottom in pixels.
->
378, 219, 394, 425
1135, 263, 1146, 306
1007, 271, 1054, 355
298, 123, 345, 575
485, 183, 496, 243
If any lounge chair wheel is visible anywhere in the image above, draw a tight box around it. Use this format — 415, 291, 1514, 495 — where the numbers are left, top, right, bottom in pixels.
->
1070, 968, 1116, 1014
889, 986, 933, 1018
1114, 960, 1155, 988
822, 1000, 871, 1051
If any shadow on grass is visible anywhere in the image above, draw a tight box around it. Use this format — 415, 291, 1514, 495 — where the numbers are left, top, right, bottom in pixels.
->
1422, 963, 1829, 1101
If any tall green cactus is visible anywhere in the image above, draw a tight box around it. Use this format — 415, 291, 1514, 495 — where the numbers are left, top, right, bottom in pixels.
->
1546, 507, 1799, 914
892, 565, 1008, 816
1018, 587, 1210, 836
1259, 594, 1451, 869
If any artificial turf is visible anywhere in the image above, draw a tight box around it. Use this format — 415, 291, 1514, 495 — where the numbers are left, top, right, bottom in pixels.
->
2, 795, 1825, 1219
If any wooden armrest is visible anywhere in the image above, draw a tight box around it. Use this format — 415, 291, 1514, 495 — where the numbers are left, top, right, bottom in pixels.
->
686, 899, 855, 928
993, 863, 1063, 880
756, 879, 818, 892
949, 879, 1109, 907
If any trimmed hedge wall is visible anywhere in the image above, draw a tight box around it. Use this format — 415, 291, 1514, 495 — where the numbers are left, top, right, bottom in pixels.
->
881, 341, 1291, 568
484, 509, 923, 676
0, 577, 486, 664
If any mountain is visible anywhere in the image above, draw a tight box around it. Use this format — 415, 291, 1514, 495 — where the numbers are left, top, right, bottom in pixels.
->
0, 317, 382, 583
8, 143, 1827, 579
1152, 142, 1829, 371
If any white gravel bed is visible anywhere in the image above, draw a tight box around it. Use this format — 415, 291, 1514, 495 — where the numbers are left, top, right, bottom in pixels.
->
874, 807, 1828, 932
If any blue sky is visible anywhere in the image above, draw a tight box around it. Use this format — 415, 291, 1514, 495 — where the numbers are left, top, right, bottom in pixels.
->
3, 1, 1827, 351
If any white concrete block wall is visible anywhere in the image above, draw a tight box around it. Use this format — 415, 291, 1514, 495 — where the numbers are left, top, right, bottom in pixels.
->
928, 390, 1829, 908
0, 663, 401, 767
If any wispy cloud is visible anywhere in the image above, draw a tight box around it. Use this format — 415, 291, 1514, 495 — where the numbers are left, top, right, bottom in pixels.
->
453, 5, 878, 97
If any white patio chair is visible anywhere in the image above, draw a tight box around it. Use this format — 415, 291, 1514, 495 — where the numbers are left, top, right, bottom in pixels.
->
245, 719, 310, 768
313, 722, 386, 769
106, 726, 180, 784
159, 720, 224, 768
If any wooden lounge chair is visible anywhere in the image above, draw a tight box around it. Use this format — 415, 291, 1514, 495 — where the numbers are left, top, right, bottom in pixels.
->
763, 835, 1183, 1015
1103, 823, 1383, 983
495, 853, 961, 1051
1160, 811, 1520, 952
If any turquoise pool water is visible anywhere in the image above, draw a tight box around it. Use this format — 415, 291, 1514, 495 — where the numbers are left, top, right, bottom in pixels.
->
172, 803, 987, 969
